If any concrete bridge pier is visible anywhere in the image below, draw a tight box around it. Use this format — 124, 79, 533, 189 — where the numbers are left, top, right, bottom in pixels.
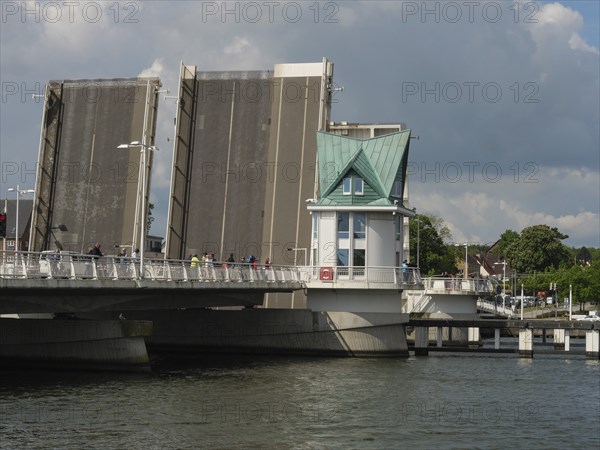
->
553, 328, 572, 352
494, 328, 501, 350
0, 318, 152, 371
468, 327, 480, 349
554, 328, 565, 350
436, 327, 443, 348
585, 330, 599, 359
414, 327, 429, 356
519, 328, 533, 358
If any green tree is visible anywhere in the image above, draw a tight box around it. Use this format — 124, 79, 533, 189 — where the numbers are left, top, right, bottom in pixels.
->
589, 248, 600, 262
521, 261, 600, 311
505, 225, 570, 273
410, 214, 456, 275
575, 246, 593, 264
146, 202, 155, 234
492, 229, 519, 257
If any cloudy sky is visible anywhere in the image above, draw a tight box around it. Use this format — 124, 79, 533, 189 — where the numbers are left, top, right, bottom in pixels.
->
1, 0, 598, 248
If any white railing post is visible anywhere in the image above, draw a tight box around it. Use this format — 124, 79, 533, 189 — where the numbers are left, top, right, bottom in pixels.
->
183, 261, 189, 281
165, 260, 172, 281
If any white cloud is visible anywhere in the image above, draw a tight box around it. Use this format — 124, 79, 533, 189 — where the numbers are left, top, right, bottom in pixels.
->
412, 165, 600, 247
527, 2, 599, 55
224, 36, 250, 55
569, 33, 600, 55
138, 60, 165, 78
499, 201, 599, 242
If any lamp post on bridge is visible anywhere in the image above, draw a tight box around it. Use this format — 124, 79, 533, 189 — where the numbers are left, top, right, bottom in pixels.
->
494, 260, 508, 309
415, 216, 420, 269
7, 185, 35, 252
494, 260, 507, 293
117, 141, 159, 278
454, 242, 473, 280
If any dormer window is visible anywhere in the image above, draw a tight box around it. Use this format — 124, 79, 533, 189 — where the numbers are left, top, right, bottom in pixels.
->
342, 176, 364, 195
343, 177, 351, 195
354, 177, 364, 195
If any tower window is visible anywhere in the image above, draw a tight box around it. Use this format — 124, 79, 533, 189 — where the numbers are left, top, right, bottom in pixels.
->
354, 177, 364, 195
343, 176, 364, 195
343, 177, 351, 195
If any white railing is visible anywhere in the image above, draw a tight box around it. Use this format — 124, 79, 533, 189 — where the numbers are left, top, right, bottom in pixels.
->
423, 276, 494, 294
0, 251, 301, 284
300, 266, 422, 286
477, 298, 517, 318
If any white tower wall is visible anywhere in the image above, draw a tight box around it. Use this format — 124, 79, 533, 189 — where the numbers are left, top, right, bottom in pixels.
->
367, 213, 396, 267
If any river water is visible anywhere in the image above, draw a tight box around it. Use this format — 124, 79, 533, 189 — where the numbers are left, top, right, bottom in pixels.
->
1, 348, 599, 449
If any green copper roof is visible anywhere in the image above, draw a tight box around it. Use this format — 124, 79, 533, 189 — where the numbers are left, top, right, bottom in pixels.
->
316, 130, 411, 206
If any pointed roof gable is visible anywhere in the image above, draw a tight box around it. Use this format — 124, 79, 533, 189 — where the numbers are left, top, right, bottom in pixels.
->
321, 148, 386, 198
316, 130, 411, 201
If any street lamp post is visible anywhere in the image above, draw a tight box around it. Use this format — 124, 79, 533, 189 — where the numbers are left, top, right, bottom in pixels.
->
494, 260, 507, 294
7, 185, 35, 252
416, 217, 420, 269
454, 242, 470, 280
117, 141, 159, 278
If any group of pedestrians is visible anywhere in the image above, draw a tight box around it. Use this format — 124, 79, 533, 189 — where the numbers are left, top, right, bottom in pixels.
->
187, 253, 272, 269
86, 243, 140, 263
189, 252, 217, 268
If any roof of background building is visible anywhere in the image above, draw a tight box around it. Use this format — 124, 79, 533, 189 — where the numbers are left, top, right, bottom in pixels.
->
1, 199, 33, 239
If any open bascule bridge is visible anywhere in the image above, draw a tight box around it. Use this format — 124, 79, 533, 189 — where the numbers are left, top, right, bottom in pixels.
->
2, 61, 598, 370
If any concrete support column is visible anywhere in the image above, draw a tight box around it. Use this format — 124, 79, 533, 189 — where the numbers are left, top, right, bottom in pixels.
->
414, 327, 429, 356
585, 330, 599, 359
554, 328, 565, 350
564, 329, 570, 352
541, 328, 546, 344
436, 327, 443, 348
519, 328, 533, 358
494, 328, 500, 350
468, 327, 480, 349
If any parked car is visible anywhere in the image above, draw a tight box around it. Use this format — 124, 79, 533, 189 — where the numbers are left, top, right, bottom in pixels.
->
577, 314, 600, 322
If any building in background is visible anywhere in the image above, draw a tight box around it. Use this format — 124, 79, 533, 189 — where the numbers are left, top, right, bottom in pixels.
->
1, 199, 33, 254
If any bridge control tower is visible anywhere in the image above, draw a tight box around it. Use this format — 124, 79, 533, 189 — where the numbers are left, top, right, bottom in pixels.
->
304, 130, 421, 293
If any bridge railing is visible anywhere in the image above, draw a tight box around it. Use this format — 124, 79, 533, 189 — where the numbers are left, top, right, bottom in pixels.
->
423, 276, 494, 294
298, 266, 422, 286
0, 251, 300, 283
477, 298, 517, 318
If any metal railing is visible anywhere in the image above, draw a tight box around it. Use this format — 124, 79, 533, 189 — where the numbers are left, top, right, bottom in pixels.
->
423, 276, 494, 294
299, 266, 422, 286
477, 298, 517, 318
1, 252, 424, 288
0, 251, 300, 283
